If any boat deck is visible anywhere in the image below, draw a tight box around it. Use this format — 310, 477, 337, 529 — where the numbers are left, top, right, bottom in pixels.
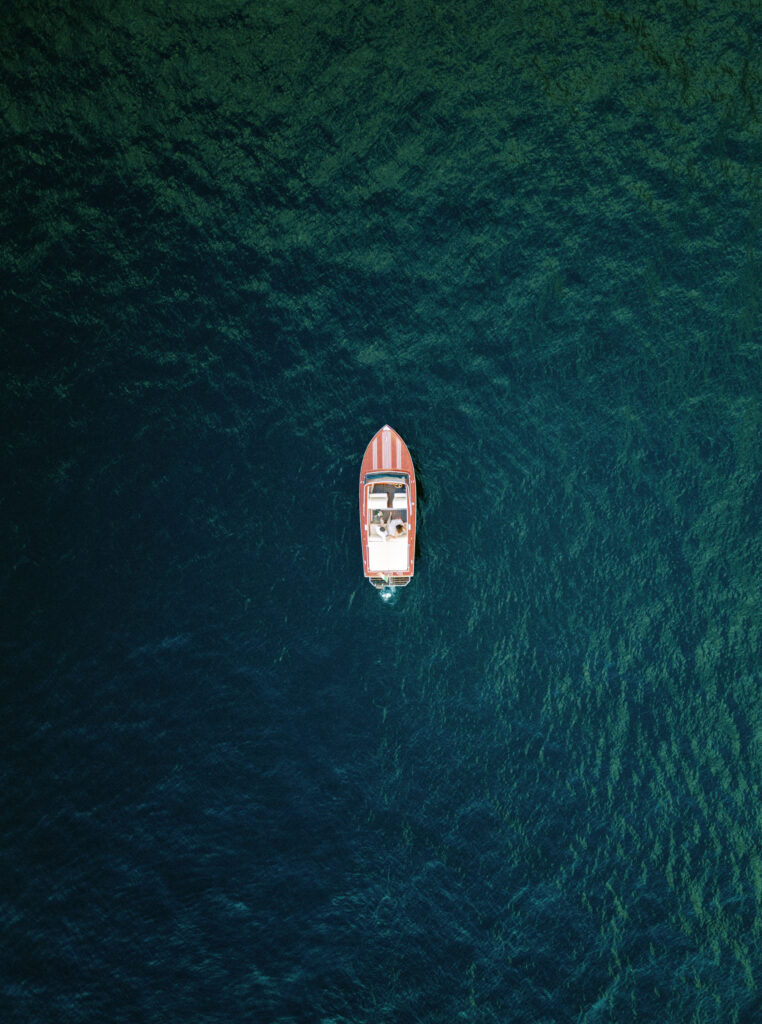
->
367, 535, 409, 571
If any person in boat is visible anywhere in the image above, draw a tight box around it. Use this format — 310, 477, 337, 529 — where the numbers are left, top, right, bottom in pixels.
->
388, 518, 407, 537
372, 519, 390, 540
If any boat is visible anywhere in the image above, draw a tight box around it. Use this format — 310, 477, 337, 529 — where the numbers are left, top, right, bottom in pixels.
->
359, 425, 416, 590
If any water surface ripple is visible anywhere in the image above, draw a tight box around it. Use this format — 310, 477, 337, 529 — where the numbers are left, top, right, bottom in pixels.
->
2, 0, 762, 1021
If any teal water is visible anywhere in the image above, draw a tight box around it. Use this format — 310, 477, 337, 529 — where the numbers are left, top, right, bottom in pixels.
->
3, 0, 762, 1020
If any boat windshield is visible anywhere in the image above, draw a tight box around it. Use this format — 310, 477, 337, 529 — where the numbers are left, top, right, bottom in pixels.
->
364, 472, 408, 484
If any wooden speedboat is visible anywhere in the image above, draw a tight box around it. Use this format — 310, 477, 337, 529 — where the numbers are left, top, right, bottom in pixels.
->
359, 425, 416, 589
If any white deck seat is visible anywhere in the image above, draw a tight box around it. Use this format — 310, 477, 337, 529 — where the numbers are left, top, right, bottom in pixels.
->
392, 492, 407, 509
368, 493, 388, 510
368, 536, 409, 571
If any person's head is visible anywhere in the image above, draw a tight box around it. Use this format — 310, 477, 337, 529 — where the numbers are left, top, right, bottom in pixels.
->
395, 522, 406, 535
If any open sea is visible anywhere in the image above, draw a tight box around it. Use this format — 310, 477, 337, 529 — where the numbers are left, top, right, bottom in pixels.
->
3, 0, 762, 1020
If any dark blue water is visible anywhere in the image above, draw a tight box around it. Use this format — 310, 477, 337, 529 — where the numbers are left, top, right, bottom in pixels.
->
3, 0, 762, 1020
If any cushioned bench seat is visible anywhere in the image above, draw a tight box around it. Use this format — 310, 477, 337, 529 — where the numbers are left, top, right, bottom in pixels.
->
368, 536, 409, 571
